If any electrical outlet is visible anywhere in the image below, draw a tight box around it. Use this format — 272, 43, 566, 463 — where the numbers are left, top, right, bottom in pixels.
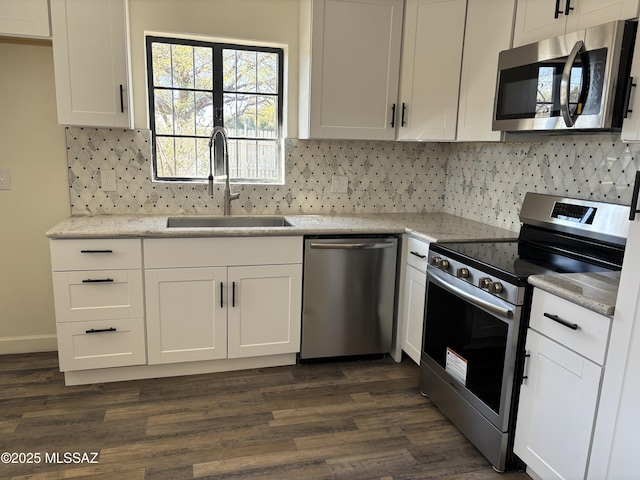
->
101, 170, 117, 192
331, 175, 348, 194
0, 168, 11, 190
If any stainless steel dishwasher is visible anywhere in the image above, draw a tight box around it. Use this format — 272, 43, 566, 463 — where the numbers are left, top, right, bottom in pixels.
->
300, 236, 398, 360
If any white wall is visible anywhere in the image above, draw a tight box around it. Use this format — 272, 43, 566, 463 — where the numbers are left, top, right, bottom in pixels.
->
127, 0, 301, 136
0, 40, 70, 353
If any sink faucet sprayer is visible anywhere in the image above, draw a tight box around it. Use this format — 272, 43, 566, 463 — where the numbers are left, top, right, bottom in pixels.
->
208, 126, 240, 216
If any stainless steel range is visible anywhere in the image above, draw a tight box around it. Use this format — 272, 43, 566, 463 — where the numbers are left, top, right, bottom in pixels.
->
419, 193, 628, 472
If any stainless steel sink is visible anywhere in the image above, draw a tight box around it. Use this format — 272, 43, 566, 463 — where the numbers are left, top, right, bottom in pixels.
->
166, 216, 292, 228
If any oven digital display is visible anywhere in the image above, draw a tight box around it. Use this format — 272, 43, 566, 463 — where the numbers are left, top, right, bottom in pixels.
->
551, 202, 596, 224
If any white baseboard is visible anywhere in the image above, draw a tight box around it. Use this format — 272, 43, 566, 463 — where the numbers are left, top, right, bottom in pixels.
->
63, 353, 297, 385
0, 335, 58, 355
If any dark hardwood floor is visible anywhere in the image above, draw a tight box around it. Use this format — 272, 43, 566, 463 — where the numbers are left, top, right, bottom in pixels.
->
0, 352, 531, 479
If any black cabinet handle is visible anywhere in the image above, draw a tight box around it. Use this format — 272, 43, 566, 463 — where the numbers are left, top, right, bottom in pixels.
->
232, 281, 236, 308
564, 0, 573, 15
629, 171, 640, 220
554, 0, 562, 18
120, 84, 124, 113
220, 282, 224, 308
85, 327, 117, 334
391, 103, 396, 128
624, 77, 636, 118
521, 353, 531, 385
410, 251, 426, 259
82, 278, 114, 283
81, 249, 113, 254
544, 312, 578, 330
401, 103, 407, 127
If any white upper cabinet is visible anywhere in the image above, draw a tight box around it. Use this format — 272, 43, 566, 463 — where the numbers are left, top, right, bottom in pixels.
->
456, 0, 516, 142
299, 0, 404, 140
513, 0, 640, 47
396, 0, 466, 141
621, 23, 640, 142
50, 0, 133, 128
0, 0, 50, 38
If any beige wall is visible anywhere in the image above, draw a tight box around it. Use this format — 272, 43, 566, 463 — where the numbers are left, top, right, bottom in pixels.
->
0, 40, 69, 353
128, 0, 301, 135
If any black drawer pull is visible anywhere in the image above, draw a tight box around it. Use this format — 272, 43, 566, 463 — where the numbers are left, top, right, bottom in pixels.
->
410, 251, 427, 259
82, 278, 114, 283
85, 327, 117, 334
544, 312, 578, 330
80, 249, 113, 254
220, 282, 224, 309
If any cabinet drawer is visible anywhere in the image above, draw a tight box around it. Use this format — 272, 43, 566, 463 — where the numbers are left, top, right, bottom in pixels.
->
50, 239, 142, 271
56, 317, 146, 371
52, 270, 143, 322
529, 289, 612, 364
406, 236, 430, 271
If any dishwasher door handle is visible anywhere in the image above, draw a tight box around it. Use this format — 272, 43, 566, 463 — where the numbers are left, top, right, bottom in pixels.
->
308, 241, 395, 250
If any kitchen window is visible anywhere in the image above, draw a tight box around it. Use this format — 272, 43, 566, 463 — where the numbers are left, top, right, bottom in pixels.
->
146, 36, 284, 184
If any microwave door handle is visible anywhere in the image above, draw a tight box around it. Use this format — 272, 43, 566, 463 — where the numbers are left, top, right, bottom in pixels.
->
560, 40, 585, 127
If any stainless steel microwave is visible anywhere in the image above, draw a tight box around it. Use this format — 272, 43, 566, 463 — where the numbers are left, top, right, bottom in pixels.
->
493, 20, 637, 133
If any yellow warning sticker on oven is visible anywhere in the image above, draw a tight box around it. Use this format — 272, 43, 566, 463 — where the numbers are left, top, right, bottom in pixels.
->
446, 347, 468, 386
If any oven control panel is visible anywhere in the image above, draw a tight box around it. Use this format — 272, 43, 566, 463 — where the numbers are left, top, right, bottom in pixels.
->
428, 251, 524, 306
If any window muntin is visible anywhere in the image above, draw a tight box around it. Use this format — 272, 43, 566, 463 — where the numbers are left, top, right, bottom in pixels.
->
147, 36, 284, 183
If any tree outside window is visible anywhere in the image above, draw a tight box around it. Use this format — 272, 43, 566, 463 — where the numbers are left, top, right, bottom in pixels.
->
147, 37, 284, 184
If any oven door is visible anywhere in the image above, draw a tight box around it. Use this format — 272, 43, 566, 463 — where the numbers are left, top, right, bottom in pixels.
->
420, 266, 522, 432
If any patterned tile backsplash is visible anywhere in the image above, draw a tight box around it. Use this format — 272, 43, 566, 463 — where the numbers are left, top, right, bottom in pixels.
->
65, 127, 640, 233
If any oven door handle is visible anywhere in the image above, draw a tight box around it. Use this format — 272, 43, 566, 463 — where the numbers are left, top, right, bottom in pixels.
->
428, 272, 514, 319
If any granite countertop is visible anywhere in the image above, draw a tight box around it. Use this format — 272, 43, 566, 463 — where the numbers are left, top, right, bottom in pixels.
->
46, 212, 517, 243
528, 271, 620, 317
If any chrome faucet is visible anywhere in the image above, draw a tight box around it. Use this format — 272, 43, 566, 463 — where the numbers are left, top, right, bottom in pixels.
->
208, 126, 240, 216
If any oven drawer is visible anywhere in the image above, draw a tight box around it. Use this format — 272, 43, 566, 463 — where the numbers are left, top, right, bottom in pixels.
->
529, 289, 612, 365
406, 236, 429, 271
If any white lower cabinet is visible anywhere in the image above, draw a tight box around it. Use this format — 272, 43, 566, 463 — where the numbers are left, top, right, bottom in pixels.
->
145, 267, 227, 364
49, 238, 146, 371
514, 288, 611, 480
144, 236, 303, 366
227, 264, 302, 359
399, 235, 429, 364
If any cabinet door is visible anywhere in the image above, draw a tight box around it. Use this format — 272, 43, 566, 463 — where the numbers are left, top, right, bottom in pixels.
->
401, 265, 426, 364
145, 267, 227, 364
397, 0, 466, 141
513, 0, 568, 47
514, 0, 639, 47
227, 264, 302, 358
0, 0, 50, 38
514, 330, 603, 480
300, 0, 403, 140
565, 0, 639, 34
50, 0, 132, 127
621, 28, 640, 142
456, 0, 515, 142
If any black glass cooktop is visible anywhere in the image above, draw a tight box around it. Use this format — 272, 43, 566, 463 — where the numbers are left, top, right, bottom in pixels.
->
431, 236, 623, 286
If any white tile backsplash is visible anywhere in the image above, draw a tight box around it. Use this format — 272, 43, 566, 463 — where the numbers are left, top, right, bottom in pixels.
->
65, 127, 640, 233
